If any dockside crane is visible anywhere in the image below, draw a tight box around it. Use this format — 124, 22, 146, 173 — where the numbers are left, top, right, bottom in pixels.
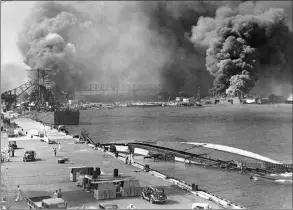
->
1, 68, 53, 110
1, 80, 37, 110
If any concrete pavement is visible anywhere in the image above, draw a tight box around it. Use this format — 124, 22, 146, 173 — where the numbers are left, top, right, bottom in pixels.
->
1, 118, 223, 209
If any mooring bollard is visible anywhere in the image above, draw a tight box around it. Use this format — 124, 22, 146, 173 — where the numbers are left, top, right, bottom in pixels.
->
191, 183, 198, 191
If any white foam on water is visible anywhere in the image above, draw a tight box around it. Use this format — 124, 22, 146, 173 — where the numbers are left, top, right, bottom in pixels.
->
275, 179, 293, 183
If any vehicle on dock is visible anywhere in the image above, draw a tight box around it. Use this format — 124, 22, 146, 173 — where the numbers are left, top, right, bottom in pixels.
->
43, 136, 53, 144
23, 150, 36, 162
98, 203, 119, 209
73, 134, 86, 144
27, 196, 67, 209
140, 186, 167, 204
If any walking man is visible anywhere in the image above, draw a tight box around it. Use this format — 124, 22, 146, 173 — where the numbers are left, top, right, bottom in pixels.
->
53, 148, 57, 157
58, 143, 61, 151
7, 148, 10, 162
15, 185, 23, 202
11, 146, 14, 157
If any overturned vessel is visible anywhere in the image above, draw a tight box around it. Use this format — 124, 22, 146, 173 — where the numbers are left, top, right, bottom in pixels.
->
32, 108, 80, 126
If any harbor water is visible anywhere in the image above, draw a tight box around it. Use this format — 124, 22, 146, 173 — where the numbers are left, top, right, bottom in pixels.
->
41, 104, 292, 208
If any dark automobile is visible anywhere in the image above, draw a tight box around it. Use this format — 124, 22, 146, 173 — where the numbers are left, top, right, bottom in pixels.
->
23, 150, 36, 162
140, 187, 167, 204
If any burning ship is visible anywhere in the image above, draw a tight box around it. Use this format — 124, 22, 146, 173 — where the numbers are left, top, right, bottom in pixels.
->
1, 79, 80, 126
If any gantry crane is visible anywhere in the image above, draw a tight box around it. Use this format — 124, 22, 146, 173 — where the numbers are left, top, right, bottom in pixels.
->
1, 80, 37, 109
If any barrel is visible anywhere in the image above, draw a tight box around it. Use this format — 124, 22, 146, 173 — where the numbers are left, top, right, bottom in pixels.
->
110, 144, 116, 153
93, 167, 101, 179
82, 177, 87, 189
88, 167, 94, 175
191, 183, 198, 191
114, 169, 119, 177
92, 170, 97, 179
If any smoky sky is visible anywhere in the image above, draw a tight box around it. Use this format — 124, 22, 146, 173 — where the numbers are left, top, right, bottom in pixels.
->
17, 1, 292, 97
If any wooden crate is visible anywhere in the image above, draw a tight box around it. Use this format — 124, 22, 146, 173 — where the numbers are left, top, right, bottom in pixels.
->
135, 186, 142, 196
109, 189, 117, 199
131, 186, 137, 197
121, 187, 131, 197
134, 179, 140, 187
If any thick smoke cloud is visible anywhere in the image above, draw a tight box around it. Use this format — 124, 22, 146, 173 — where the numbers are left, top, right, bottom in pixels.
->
191, 1, 292, 96
1, 63, 28, 92
17, 1, 292, 99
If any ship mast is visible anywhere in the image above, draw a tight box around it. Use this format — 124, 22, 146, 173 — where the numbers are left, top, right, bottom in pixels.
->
196, 70, 202, 103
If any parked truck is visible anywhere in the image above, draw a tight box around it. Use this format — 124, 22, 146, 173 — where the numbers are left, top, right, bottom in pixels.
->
27, 196, 67, 209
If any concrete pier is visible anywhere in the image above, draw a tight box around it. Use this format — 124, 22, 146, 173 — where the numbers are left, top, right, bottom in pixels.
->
1, 118, 225, 209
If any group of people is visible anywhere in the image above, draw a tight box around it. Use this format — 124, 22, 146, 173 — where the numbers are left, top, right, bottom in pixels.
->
0, 185, 23, 209
53, 143, 62, 156
53, 189, 63, 198
1, 146, 13, 163
124, 153, 134, 164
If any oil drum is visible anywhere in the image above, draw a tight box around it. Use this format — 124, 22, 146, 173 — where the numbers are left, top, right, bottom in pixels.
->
114, 168, 119, 177
88, 167, 94, 175
92, 167, 101, 179
191, 183, 198, 191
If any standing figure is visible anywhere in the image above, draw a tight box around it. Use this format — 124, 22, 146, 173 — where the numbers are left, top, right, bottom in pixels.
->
53, 190, 58, 198
53, 148, 57, 157
129, 153, 134, 164
15, 185, 23, 202
11, 146, 14, 157
57, 189, 62, 198
124, 155, 129, 164
58, 143, 61, 151
7, 148, 10, 162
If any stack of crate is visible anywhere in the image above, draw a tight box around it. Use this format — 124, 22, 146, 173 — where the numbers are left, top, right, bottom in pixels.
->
134, 179, 142, 196
125, 178, 142, 197
94, 182, 116, 200
121, 180, 131, 197
129, 179, 136, 197
108, 182, 117, 199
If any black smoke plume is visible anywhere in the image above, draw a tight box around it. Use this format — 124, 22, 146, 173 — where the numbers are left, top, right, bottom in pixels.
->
16, 1, 236, 99
191, 1, 292, 96
17, 1, 292, 99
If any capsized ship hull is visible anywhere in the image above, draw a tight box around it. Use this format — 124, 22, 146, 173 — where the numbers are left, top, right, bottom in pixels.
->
34, 109, 80, 125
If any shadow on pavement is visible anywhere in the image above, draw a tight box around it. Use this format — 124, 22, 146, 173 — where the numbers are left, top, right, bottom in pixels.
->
62, 190, 97, 207
164, 199, 180, 205
34, 158, 44, 162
